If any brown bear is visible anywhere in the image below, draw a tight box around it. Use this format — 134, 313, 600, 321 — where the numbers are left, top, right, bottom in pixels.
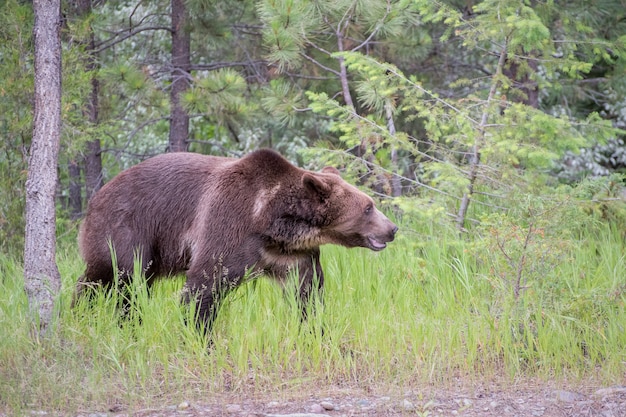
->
76, 149, 397, 332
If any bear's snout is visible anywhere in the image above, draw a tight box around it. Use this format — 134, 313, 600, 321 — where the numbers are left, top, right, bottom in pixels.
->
386, 223, 399, 242
366, 216, 398, 251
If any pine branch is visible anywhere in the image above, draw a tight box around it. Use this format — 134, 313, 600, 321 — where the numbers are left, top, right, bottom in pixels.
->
190, 61, 268, 72
298, 51, 341, 76
95, 25, 172, 53
350, 0, 392, 53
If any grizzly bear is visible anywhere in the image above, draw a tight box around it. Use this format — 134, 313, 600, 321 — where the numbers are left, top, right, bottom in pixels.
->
76, 149, 397, 332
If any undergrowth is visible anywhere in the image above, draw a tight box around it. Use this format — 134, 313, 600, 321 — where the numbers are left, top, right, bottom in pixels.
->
1, 212, 625, 414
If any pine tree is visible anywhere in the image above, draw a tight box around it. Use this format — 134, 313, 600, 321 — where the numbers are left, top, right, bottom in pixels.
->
306, 0, 624, 230
24, 0, 62, 335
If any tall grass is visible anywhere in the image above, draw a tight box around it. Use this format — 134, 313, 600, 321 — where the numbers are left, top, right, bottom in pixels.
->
1, 218, 625, 414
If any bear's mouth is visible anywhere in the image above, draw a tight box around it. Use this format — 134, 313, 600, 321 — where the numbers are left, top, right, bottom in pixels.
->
367, 236, 388, 251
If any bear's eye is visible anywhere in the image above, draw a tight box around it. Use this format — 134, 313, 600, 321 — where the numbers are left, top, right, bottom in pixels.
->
364, 204, 373, 215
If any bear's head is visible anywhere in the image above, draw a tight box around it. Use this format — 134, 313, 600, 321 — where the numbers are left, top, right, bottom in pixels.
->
302, 167, 398, 251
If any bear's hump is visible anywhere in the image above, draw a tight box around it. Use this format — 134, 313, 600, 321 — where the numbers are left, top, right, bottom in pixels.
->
239, 149, 299, 178
142, 152, 233, 172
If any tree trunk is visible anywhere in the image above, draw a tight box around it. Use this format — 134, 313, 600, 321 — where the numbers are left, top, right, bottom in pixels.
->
456, 43, 508, 232
68, 159, 82, 219
24, 0, 62, 336
335, 20, 355, 111
72, 0, 102, 203
503, 54, 539, 108
84, 137, 102, 200
385, 102, 402, 197
83, 63, 102, 200
169, 0, 190, 152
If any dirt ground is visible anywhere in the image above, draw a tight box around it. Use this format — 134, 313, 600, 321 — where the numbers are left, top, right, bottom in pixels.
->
74, 382, 626, 417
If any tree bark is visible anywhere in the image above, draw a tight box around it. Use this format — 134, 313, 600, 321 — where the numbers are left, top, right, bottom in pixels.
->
503, 54, 539, 108
169, 0, 190, 152
25, 0, 62, 336
502, 52, 539, 109
84, 137, 102, 200
335, 19, 355, 111
68, 159, 82, 219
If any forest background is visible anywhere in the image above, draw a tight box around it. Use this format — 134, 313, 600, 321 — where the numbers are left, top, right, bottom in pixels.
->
2, 0, 626, 246
2, 0, 626, 415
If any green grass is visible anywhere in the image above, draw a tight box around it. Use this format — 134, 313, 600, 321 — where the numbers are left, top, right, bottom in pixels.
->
1, 219, 625, 414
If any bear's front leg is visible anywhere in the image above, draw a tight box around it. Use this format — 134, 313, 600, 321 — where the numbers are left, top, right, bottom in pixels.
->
181, 281, 222, 336
183, 261, 245, 336
265, 249, 324, 321
288, 249, 325, 321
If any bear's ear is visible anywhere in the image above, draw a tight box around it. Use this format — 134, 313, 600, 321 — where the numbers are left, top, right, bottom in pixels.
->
321, 166, 341, 176
303, 173, 332, 200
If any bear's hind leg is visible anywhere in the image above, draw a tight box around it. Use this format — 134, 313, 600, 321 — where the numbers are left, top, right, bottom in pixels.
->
72, 260, 116, 306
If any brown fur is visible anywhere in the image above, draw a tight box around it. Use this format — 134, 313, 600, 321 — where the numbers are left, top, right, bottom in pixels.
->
77, 149, 397, 331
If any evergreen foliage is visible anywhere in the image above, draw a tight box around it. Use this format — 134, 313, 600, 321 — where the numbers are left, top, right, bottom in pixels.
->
303, 0, 625, 229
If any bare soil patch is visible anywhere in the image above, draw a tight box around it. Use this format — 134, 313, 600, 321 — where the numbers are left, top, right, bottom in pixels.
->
67, 382, 626, 417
